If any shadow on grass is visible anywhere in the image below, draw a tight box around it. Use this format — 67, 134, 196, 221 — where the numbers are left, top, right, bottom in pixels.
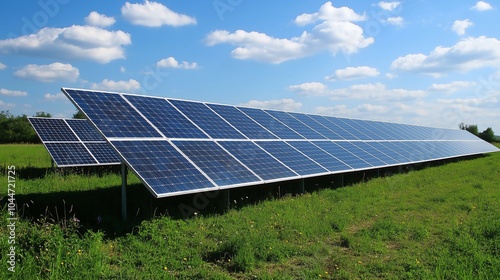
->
2, 154, 486, 239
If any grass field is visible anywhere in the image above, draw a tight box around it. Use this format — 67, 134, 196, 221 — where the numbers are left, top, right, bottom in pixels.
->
1, 143, 499, 279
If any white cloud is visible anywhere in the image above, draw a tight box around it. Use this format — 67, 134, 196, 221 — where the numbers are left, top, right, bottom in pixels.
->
120, 66, 126, 73
156, 57, 199, 69
205, 2, 373, 64
294, 1, 366, 26
325, 66, 379, 81
240, 99, 302, 111
289, 82, 427, 101
385, 16, 404, 26
0, 25, 131, 64
378, 1, 401, 11
0, 100, 16, 109
85, 11, 116, 27
428, 81, 477, 94
0, 88, 28, 96
0, 62, 6, 70
91, 79, 140, 92
14, 63, 79, 82
44, 92, 68, 102
121, 0, 196, 27
391, 36, 500, 77
471, 1, 493, 11
452, 19, 473, 35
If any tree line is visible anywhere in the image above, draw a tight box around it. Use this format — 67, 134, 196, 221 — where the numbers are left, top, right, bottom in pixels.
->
0, 110, 85, 144
458, 122, 496, 142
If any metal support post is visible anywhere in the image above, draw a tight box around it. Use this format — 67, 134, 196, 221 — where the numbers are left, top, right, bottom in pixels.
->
121, 162, 128, 221
300, 179, 305, 194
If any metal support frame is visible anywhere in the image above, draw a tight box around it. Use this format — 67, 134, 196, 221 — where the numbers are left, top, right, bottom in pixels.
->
51, 159, 55, 173
121, 162, 127, 221
299, 179, 305, 194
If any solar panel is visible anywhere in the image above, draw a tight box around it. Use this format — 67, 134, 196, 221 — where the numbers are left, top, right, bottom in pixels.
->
61, 87, 500, 198
28, 117, 121, 167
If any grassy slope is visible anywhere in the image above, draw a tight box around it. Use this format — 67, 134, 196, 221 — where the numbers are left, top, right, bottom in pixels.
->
0, 144, 499, 279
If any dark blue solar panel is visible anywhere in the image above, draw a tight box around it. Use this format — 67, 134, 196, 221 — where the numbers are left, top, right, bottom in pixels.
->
352, 120, 385, 140
45, 142, 97, 166
351, 142, 399, 165
63, 89, 161, 138
335, 142, 387, 167
218, 141, 297, 180
238, 107, 304, 139
65, 119, 103, 141
292, 113, 345, 140
313, 141, 372, 169
334, 118, 373, 140
255, 141, 327, 176
207, 104, 277, 139
382, 142, 422, 161
366, 142, 410, 163
317, 116, 359, 140
366, 121, 402, 140
413, 141, 449, 159
28, 118, 79, 142
286, 141, 352, 172
169, 100, 246, 139
111, 140, 215, 195
173, 141, 260, 186
84, 142, 121, 164
264, 110, 326, 139
395, 142, 430, 160
124, 95, 208, 139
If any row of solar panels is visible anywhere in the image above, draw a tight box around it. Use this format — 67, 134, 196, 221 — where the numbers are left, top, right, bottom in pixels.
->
64, 89, 477, 141
57, 88, 499, 198
28, 117, 121, 167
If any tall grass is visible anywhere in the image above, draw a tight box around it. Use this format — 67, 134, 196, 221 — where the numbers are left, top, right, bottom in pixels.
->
1, 144, 499, 279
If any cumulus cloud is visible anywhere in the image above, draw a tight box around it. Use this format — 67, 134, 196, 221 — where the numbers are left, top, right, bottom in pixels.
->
0, 88, 28, 96
0, 100, 16, 109
121, 0, 196, 27
44, 92, 68, 102
156, 57, 199, 69
289, 82, 427, 101
384, 16, 404, 26
205, 2, 373, 64
471, 1, 493, 11
452, 19, 473, 35
240, 99, 303, 111
91, 79, 140, 92
85, 11, 116, 27
294, 2, 366, 26
14, 63, 79, 82
428, 81, 477, 94
0, 25, 131, 63
390, 36, 500, 77
378, 1, 401, 11
0, 62, 6, 70
325, 66, 379, 81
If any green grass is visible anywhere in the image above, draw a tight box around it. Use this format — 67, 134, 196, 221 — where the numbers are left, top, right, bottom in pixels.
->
1, 144, 500, 279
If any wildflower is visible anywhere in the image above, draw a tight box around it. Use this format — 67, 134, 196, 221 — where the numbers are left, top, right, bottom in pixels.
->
228, 259, 231, 262
358, 261, 362, 264
60, 262, 64, 265
299, 232, 302, 235
183, 258, 187, 261
67, 252, 70, 255
164, 267, 168, 270
416, 259, 420, 264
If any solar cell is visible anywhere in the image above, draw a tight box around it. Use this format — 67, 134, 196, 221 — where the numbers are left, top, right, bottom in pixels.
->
365, 142, 409, 164
63, 89, 161, 138
65, 119, 103, 141
28, 118, 79, 142
125, 95, 209, 139
290, 113, 344, 140
264, 110, 326, 139
84, 142, 121, 164
351, 142, 399, 165
45, 142, 97, 166
169, 99, 246, 139
255, 141, 328, 176
173, 141, 261, 186
317, 116, 359, 140
218, 141, 297, 180
312, 141, 372, 169
207, 104, 277, 139
335, 142, 387, 167
286, 141, 352, 172
238, 107, 304, 139
112, 140, 216, 195
334, 118, 373, 140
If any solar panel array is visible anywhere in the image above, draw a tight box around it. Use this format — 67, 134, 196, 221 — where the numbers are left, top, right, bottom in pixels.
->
28, 117, 121, 167
61, 88, 500, 198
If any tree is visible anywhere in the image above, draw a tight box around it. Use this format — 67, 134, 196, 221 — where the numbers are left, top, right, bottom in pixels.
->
34, 111, 52, 118
479, 127, 495, 143
458, 122, 478, 135
73, 110, 86, 119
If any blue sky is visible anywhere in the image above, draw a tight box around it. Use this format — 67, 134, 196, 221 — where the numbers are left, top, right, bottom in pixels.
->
1, 0, 499, 133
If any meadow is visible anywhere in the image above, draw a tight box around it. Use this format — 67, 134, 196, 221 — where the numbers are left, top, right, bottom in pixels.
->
1, 143, 499, 279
